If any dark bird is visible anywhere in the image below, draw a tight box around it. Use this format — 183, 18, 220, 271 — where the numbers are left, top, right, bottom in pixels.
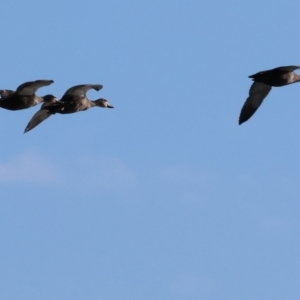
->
24, 84, 114, 133
239, 66, 300, 125
0, 80, 54, 110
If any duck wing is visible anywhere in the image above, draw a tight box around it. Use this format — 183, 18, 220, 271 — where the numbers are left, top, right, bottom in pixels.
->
62, 84, 103, 99
271, 65, 300, 72
24, 109, 53, 133
16, 80, 54, 96
249, 65, 300, 78
24, 101, 63, 133
239, 82, 272, 125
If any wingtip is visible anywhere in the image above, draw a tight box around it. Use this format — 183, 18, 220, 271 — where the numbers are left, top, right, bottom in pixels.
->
95, 84, 103, 91
238, 117, 245, 125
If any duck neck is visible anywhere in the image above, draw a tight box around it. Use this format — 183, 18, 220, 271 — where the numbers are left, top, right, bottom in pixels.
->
90, 100, 97, 107
295, 74, 300, 83
36, 96, 45, 104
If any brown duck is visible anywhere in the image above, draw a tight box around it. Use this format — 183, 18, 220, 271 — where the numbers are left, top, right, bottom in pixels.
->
239, 66, 300, 125
0, 80, 54, 110
24, 84, 113, 133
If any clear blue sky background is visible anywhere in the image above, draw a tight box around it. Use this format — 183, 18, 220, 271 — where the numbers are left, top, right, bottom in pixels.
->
1, 1, 300, 299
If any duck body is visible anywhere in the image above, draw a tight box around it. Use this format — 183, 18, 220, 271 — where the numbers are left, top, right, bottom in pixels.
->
0, 95, 43, 110
50, 95, 95, 114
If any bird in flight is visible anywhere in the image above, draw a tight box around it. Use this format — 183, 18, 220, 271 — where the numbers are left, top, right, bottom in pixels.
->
239, 66, 300, 125
24, 84, 113, 133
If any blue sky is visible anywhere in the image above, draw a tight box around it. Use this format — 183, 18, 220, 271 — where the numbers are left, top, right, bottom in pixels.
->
1, 1, 300, 299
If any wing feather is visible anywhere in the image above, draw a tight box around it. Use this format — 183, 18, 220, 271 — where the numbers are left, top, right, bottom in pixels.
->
24, 109, 52, 133
272, 65, 300, 72
62, 84, 103, 98
16, 80, 54, 96
239, 82, 272, 125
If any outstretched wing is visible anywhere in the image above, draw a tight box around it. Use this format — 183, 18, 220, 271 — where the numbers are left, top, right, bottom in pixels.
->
272, 65, 300, 72
239, 82, 272, 125
24, 109, 53, 133
16, 80, 54, 96
250, 65, 300, 78
249, 65, 300, 79
62, 84, 103, 98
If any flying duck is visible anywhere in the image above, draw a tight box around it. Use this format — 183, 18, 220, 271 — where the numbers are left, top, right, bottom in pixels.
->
239, 66, 300, 124
24, 84, 113, 133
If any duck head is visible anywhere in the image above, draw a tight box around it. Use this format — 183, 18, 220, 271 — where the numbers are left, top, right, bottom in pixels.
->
95, 98, 114, 108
